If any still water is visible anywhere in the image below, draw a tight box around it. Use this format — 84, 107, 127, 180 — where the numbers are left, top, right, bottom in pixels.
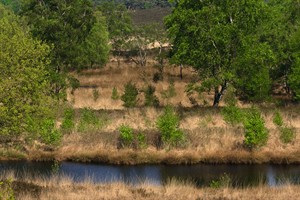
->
0, 161, 300, 187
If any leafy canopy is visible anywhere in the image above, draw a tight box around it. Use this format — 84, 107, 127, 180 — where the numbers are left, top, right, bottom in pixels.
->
0, 5, 55, 137
165, 0, 275, 104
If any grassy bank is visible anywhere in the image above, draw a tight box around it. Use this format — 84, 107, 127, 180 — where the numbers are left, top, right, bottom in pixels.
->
1, 173, 300, 200
0, 106, 299, 164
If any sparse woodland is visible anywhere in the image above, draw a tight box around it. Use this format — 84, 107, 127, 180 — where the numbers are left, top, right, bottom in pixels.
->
0, 0, 300, 198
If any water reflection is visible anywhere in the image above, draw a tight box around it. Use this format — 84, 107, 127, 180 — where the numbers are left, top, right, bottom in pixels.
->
0, 161, 300, 187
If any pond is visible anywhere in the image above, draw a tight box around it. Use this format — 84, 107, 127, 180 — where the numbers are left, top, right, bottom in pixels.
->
0, 161, 300, 187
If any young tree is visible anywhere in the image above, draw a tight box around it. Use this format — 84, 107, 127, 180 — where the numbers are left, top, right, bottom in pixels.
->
76, 11, 111, 69
165, 0, 274, 106
97, 1, 133, 65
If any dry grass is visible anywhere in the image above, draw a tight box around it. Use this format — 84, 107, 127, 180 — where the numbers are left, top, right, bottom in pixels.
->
6, 105, 297, 164
2, 173, 300, 200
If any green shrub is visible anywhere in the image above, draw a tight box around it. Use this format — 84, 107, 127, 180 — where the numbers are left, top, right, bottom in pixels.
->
61, 108, 75, 133
121, 82, 138, 107
40, 119, 62, 145
209, 173, 231, 188
144, 85, 159, 107
243, 108, 268, 149
280, 126, 295, 144
0, 179, 15, 200
137, 132, 147, 149
77, 108, 108, 133
156, 106, 185, 147
273, 111, 283, 127
221, 105, 244, 125
119, 124, 134, 148
111, 87, 119, 100
93, 88, 100, 101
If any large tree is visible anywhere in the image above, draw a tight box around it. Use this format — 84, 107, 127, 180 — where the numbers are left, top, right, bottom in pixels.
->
165, 0, 275, 106
0, 4, 55, 138
20, 0, 96, 69
20, 0, 110, 96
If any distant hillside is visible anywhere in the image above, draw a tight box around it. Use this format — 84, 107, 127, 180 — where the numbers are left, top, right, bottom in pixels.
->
130, 7, 171, 26
93, 0, 171, 9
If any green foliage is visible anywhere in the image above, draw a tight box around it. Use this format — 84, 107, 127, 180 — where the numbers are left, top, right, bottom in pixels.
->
0, 179, 15, 200
61, 108, 75, 133
280, 126, 296, 144
234, 42, 274, 101
40, 119, 62, 145
156, 106, 185, 147
272, 110, 295, 144
223, 85, 237, 106
121, 82, 139, 107
209, 173, 231, 189
68, 76, 80, 94
93, 89, 100, 101
243, 108, 268, 149
288, 58, 300, 101
77, 108, 108, 133
78, 11, 110, 69
273, 111, 283, 127
161, 81, 176, 99
97, 1, 133, 61
0, 6, 55, 139
221, 106, 245, 126
20, 0, 97, 68
119, 124, 134, 148
165, 0, 274, 105
144, 85, 159, 107
137, 132, 147, 149
111, 87, 120, 100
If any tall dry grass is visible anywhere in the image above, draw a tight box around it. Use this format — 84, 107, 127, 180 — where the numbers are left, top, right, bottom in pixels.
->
2, 172, 300, 200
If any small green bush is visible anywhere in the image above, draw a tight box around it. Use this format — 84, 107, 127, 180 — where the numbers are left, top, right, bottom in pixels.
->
221, 105, 244, 125
280, 126, 295, 144
209, 173, 231, 188
273, 111, 283, 127
137, 132, 147, 149
156, 106, 185, 147
111, 87, 119, 100
61, 108, 75, 133
243, 108, 268, 149
119, 124, 134, 148
40, 119, 62, 145
121, 82, 138, 107
144, 85, 159, 107
93, 88, 100, 101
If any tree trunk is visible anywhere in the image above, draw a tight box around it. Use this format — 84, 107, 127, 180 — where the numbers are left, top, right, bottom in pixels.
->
180, 64, 183, 80
213, 81, 227, 107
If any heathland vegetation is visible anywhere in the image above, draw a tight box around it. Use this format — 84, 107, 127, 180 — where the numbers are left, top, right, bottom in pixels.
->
0, 0, 300, 198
